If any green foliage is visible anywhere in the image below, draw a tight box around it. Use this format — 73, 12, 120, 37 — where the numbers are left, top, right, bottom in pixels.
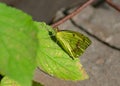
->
1, 76, 21, 86
0, 2, 91, 86
0, 76, 43, 86
36, 22, 89, 80
0, 3, 38, 86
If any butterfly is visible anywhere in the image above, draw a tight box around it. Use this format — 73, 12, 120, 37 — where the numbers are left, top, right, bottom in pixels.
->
54, 30, 91, 59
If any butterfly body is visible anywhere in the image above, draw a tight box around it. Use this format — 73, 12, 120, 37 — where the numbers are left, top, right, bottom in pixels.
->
55, 30, 91, 59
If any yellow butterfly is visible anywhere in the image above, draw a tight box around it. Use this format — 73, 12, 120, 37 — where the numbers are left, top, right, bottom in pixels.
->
55, 30, 91, 59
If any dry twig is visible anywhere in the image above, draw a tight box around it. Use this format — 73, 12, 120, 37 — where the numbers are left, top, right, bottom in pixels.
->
51, 0, 120, 28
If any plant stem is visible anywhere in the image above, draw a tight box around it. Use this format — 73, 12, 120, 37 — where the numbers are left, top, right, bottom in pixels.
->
51, 0, 120, 28
106, 0, 120, 12
51, 0, 95, 28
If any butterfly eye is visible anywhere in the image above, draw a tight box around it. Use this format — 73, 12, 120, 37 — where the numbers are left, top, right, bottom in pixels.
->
48, 31, 57, 41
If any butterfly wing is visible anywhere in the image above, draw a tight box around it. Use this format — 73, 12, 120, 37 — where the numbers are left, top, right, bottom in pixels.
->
56, 30, 91, 59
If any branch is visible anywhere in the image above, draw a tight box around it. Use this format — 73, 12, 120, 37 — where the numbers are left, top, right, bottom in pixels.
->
106, 0, 120, 12
51, 0, 95, 28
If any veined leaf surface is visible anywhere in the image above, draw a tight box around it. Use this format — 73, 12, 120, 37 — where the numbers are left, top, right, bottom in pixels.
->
36, 22, 89, 81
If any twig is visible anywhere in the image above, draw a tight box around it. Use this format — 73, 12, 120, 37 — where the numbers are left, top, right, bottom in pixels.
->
51, 0, 95, 28
106, 0, 120, 12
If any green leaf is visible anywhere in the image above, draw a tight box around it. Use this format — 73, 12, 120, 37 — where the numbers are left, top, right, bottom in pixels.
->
0, 3, 38, 86
36, 22, 89, 81
1, 76, 21, 86
0, 76, 44, 86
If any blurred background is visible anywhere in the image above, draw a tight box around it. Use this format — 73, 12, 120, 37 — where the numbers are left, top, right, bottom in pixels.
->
0, 0, 87, 23
0, 0, 120, 86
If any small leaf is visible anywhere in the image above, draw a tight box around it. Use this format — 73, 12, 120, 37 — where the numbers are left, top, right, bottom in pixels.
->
1, 76, 21, 86
0, 76, 43, 86
0, 3, 38, 86
36, 22, 89, 81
